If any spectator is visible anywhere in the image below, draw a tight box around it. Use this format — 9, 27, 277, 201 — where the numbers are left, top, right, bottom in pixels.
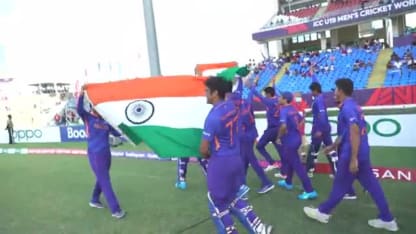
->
54, 114, 61, 125
341, 46, 347, 56
324, 64, 330, 73
405, 49, 412, 60
285, 67, 290, 75
330, 54, 336, 64
353, 60, 360, 71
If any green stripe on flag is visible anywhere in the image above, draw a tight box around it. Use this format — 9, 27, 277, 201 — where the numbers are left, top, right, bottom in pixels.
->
119, 123, 203, 158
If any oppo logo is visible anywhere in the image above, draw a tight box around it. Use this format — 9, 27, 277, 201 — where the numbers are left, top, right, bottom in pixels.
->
305, 118, 401, 137
13, 130, 43, 141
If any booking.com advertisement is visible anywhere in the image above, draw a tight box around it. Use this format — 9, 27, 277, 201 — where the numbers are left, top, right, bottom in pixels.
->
59, 125, 87, 142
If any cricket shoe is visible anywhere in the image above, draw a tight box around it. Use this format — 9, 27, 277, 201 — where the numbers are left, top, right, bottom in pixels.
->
343, 194, 357, 200
264, 161, 281, 172
257, 184, 275, 194
175, 181, 187, 190
298, 191, 318, 200
89, 201, 104, 209
255, 223, 273, 234
277, 180, 293, 190
112, 210, 127, 219
368, 219, 399, 232
274, 172, 287, 179
303, 207, 330, 223
263, 164, 278, 172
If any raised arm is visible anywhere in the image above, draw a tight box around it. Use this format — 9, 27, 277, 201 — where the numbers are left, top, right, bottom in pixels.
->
251, 87, 276, 108
236, 77, 243, 93
109, 125, 122, 137
246, 89, 254, 105
76, 92, 89, 120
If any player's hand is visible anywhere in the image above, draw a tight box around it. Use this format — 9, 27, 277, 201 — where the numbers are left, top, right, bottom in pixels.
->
243, 76, 251, 87
323, 144, 335, 155
349, 158, 359, 174
254, 77, 259, 86
314, 131, 322, 138
276, 138, 282, 145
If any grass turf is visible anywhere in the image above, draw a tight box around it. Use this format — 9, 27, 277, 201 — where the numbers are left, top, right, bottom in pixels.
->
0, 143, 415, 234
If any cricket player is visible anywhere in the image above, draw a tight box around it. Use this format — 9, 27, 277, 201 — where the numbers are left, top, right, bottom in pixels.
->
175, 157, 208, 190
306, 82, 337, 178
276, 92, 318, 200
77, 88, 126, 219
200, 76, 272, 234
307, 82, 357, 199
292, 93, 308, 161
251, 83, 285, 174
237, 78, 274, 194
303, 78, 398, 232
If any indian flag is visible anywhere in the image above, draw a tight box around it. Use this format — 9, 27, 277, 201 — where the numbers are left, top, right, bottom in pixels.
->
84, 76, 211, 158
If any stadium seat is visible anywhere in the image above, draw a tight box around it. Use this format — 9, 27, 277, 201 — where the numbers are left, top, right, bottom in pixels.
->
276, 48, 380, 93
384, 45, 416, 87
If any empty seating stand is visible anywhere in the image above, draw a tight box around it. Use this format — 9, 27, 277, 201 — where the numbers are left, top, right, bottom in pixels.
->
324, 0, 379, 17
287, 6, 320, 19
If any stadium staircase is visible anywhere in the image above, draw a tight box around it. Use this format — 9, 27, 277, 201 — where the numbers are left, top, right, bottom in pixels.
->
268, 62, 290, 87
242, 63, 280, 98
367, 48, 392, 88
314, 4, 328, 18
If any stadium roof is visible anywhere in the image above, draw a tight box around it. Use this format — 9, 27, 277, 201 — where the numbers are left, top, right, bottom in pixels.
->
253, 0, 416, 42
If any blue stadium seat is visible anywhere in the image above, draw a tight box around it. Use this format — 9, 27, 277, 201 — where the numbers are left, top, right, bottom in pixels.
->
242, 63, 280, 99
384, 45, 416, 87
276, 48, 380, 93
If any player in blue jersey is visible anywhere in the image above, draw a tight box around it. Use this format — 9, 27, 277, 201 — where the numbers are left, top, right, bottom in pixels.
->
77, 87, 126, 219
200, 77, 272, 234
307, 82, 356, 199
251, 82, 286, 175
306, 82, 338, 178
304, 78, 398, 232
276, 92, 318, 200
233, 77, 274, 194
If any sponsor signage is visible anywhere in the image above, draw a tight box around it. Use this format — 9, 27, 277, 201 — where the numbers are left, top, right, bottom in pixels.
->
253, 0, 416, 41
256, 114, 416, 147
0, 127, 61, 143
59, 125, 88, 142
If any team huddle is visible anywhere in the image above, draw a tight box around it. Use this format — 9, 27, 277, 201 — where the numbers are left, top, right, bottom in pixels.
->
77, 76, 399, 233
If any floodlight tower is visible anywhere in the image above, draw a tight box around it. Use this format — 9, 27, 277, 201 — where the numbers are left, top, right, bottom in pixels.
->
143, 0, 161, 76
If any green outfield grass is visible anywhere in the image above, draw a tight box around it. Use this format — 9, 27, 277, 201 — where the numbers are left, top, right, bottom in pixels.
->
0, 143, 415, 234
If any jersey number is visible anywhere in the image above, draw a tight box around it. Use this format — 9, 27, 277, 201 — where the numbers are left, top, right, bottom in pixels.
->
225, 115, 238, 146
